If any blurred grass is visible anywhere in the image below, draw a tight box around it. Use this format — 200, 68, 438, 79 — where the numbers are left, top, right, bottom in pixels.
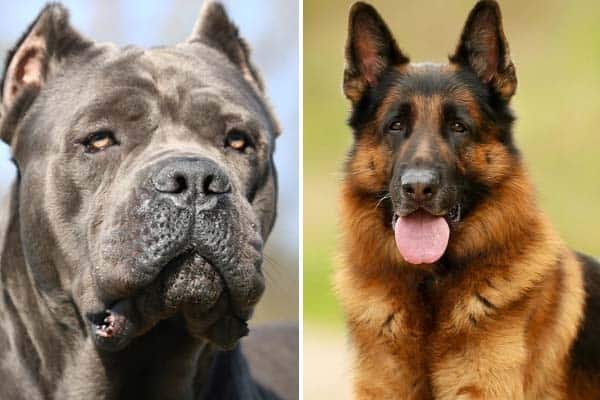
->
304, 0, 600, 329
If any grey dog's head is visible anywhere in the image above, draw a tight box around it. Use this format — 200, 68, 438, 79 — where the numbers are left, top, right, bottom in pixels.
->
0, 3, 279, 351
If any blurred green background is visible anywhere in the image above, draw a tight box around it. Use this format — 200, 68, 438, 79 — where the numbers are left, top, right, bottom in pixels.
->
304, 0, 600, 397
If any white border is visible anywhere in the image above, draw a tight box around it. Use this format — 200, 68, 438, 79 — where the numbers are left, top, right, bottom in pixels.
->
298, 0, 304, 397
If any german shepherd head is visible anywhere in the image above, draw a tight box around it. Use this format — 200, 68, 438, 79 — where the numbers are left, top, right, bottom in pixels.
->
343, 0, 519, 267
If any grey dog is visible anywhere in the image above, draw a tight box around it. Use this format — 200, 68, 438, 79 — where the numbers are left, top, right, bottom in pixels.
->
0, 2, 297, 399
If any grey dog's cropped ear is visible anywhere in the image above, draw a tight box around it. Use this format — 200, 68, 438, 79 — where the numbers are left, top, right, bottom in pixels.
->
0, 3, 92, 144
450, 0, 516, 101
189, 2, 264, 93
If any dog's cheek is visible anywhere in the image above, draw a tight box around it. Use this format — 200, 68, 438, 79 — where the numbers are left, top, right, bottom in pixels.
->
461, 142, 513, 186
347, 137, 392, 194
219, 197, 265, 313
87, 191, 157, 299
251, 170, 277, 239
19, 161, 82, 271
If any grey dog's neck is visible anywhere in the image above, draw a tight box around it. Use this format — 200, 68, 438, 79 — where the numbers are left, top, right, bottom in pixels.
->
0, 187, 254, 400
56, 321, 220, 399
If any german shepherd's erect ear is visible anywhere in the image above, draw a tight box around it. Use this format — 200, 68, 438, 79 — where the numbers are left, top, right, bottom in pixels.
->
450, 0, 517, 100
343, 2, 409, 102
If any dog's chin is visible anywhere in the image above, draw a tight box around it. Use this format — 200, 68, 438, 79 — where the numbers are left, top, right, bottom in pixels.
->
86, 252, 253, 352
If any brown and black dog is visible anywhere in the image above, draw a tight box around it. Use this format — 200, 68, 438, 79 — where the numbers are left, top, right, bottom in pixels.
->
335, 1, 600, 399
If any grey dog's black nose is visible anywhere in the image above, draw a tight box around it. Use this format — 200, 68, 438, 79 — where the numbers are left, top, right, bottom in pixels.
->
152, 157, 231, 197
400, 168, 439, 203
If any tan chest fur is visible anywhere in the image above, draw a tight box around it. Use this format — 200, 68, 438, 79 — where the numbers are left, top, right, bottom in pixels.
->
336, 181, 586, 400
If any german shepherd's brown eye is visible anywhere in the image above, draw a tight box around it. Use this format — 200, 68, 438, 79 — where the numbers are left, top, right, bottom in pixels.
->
388, 120, 407, 134
82, 131, 117, 153
225, 129, 254, 152
450, 121, 467, 133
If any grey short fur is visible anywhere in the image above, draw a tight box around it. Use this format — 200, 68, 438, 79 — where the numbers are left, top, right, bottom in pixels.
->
0, 2, 297, 399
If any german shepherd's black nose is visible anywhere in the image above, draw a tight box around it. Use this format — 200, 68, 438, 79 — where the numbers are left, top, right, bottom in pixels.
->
400, 168, 439, 204
152, 157, 231, 198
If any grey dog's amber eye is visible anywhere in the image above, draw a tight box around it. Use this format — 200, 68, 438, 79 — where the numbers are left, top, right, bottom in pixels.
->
83, 131, 117, 153
225, 130, 253, 152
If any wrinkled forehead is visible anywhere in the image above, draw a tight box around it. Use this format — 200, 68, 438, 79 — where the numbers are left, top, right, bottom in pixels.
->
37, 43, 275, 136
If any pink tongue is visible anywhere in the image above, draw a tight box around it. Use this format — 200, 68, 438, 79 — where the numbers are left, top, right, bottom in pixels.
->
394, 210, 450, 265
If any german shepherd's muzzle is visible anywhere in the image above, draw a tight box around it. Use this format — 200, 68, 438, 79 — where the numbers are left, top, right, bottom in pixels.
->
389, 136, 462, 265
